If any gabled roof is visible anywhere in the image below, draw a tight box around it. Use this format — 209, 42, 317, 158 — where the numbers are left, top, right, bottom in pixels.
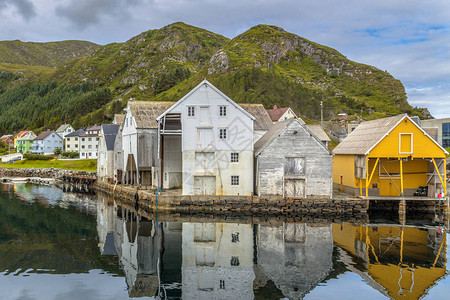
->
266, 106, 290, 122
34, 130, 60, 141
129, 101, 175, 128
55, 124, 72, 133
156, 80, 255, 122
65, 128, 85, 137
113, 114, 125, 126
15, 130, 33, 139
305, 124, 331, 142
333, 114, 448, 155
86, 125, 101, 131
101, 124, 120, 150
255, 118, 331, 156
239, 104, 273, 131
422, 127, 438, 142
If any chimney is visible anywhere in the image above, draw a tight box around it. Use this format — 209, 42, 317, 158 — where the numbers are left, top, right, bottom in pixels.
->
273, 105, 278, 110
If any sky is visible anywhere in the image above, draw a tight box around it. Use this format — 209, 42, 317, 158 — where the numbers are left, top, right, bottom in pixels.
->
0, 0, 449, 118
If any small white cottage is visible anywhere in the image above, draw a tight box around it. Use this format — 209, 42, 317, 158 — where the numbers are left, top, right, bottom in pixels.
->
254, 119, 333, 198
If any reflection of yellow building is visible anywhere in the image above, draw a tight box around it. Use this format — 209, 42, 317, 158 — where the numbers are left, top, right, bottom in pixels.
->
333, 223, 446, 299
333, 114, 448, 197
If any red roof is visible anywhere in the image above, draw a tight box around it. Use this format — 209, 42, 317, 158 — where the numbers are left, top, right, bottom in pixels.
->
266, 106, 290, 122
14, 130, 31, 139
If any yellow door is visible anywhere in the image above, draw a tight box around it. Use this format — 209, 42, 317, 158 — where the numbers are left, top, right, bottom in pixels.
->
379, 179, 401, 196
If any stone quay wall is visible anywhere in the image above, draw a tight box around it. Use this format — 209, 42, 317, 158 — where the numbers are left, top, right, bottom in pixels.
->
95, 180, 369, 216
0, 168, 96, 179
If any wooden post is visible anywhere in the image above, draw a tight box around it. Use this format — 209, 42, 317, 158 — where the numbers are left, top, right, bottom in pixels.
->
366, 157, 369, 197
400, 159, 404, 196
432, 158, 445, 196
366, 157, 379, 197
360, 177, 362, 196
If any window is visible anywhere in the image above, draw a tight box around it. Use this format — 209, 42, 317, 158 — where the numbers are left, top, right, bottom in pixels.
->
188, 106, 195, 117
82, 145, 85, 149
399, 133, 413, 154
96, 137, 99, 141
220, 280, 225, 289
75, 137, 78, 141
88, 138, 92, 141
67, 138, 70, 141
230, 256, 240, 266
231, 152, 239, 163
219, 105, 227, 117
67, 145, 70, 148
52, 134, 55, 138
231, 232, 239, 243
219, 128, 227, 139
284, 157, 305, 176
82, 138, 85, 142
88, 145, 92, 149
75, 144, 78, 148
443, 123, 450, 147
231, 176, 239, 186
89, 153, 92, 156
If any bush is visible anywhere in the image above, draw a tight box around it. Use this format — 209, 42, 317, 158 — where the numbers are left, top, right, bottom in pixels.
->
23, 153, 53, 160
61, 151, 79, 158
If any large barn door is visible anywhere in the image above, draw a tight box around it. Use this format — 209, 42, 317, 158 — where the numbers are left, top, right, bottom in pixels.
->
194, 176, 216, 195
284, 179, 306, 197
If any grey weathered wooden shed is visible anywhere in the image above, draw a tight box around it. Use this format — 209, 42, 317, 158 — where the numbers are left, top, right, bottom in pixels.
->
254, 119, 333, 198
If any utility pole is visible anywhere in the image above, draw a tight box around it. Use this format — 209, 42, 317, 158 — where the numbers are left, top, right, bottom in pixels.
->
320, 101, 323, 127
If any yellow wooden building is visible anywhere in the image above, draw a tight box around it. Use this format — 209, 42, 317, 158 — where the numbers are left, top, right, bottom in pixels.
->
333, 114, 448, 197
333, 223, 446, 300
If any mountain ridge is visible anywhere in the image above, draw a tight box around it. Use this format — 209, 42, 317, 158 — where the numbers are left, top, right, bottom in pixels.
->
0, 22, 429, 134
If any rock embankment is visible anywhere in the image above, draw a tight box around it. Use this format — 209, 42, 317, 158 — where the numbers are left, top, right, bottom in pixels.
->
0, 168, 96, 179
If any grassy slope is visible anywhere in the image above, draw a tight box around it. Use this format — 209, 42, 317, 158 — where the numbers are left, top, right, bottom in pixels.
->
0, 40, 99, 67
1, 159, 97, 172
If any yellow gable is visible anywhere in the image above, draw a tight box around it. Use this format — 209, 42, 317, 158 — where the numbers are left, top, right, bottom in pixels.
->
368, 117, 446, 158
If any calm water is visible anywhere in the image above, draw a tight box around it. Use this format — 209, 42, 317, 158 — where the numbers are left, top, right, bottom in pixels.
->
0, 183, 449, 300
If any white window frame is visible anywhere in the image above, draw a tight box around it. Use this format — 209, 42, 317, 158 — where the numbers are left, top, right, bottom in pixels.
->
219, 128, 227, 139
231, 152, 239, 163
219, 105, 227, 117
399, 133, 413, 155
187, 106, 195, 117
231, 175, 239, 186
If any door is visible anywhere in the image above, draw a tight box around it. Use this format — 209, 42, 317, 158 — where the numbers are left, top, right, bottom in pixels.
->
194, 176, 216, 195
284, 179, 306, 197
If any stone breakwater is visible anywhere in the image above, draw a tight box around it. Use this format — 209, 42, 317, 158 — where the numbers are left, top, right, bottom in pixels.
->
0, 168, 96, 179
95, 180, 369, 216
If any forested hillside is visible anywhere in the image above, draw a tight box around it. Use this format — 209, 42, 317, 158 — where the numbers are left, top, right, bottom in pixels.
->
0, 22, 429, 134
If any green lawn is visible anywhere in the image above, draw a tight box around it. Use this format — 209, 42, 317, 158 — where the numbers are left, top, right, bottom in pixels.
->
0, 159, 97, 172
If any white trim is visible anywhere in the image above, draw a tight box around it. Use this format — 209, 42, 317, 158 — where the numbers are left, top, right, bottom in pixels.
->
364, 114, 449, 155
399, 133, 413, 154
156, 79, 255, 121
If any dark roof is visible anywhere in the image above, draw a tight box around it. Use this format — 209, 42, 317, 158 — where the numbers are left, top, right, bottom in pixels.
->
266, 107, 290, 122
102, 124, 120, 150
240, 104, 273, 131
34, 130, 57, 141
65, 128, 85, 137
423, 127, 438, 142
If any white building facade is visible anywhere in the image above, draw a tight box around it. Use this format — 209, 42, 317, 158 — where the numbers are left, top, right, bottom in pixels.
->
80, 126, 100, 159
157, 80, 255, 196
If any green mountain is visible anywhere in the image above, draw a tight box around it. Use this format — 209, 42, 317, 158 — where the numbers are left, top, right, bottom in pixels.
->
0, 23, 428, 134
0, 40, 99, 67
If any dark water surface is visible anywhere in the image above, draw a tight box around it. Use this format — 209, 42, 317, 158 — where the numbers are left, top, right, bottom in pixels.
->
0, 183, 449, 300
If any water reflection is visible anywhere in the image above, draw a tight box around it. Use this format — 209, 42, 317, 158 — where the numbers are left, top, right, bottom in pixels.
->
97, 194, 448, 300
0, 183, 449, 299
333, 223, 446, 300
